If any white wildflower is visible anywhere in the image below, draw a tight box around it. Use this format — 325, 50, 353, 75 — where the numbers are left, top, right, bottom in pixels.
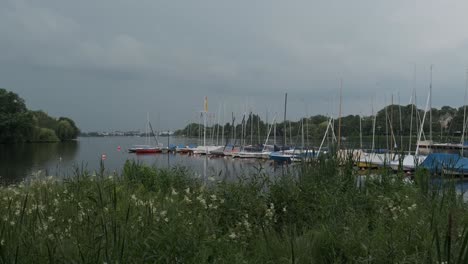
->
171, 188, 178, 196
184, 195, 192, 203
185, 187, 190, 194
283, 206, 287, 212
243, 220, 251, 231
131, 194, 137, 201
228, 232, 237, 239
164, 217, 169, 223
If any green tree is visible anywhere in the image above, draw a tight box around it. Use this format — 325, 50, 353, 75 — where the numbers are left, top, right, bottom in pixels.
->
58, 117, 79, 139
56, 120, 74, 141
0, 89, 34, 143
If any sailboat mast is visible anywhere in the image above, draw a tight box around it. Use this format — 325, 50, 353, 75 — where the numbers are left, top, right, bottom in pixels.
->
462, 70, 468, 155
250, 112, 253, 145
429, 65, 433, 142
274, 118, 277, 145
385, 97, 389, 151
359, 114, 362, 149
146, 112, 149, 145
265, 108, 269, 140
221, 104, 225, 146
283, 93, 288, 151
337, 79, 342, 150
204, 97, 208, 153
372, 98, 376, 152
257, 115, 260, 145
301, 118, 304, 149
306, 105, 310, 148
398, 94, 402, 151
391, 94, 394, 151
409, 65, 416, 154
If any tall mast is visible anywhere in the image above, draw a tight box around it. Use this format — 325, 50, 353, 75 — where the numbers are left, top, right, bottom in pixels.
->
385, 96, 389, 151
337, 79, 342, 150
204, 97, 208, 153
359, 114, 362, 149
146, 112, 149, 145
462, 70, 468, 155
231, 112, 235, 146
301, 118, 304, 149
390, 94, 394, 151
306, 105, 310, 148
216, 106, 221, 146
398, 93, 403, 150
221, 104, 225, 146
371, 97, 376, 151
274, 115, 277, 145
283, 93, 288, 151
265, 108, 269, 140
409, 65, 416, 155
250, 112, 253, 145
429, 65, 433, 142
257, 114, 260, 145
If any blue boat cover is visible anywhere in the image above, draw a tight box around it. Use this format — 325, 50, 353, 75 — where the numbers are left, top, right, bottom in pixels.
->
420, 153, 461, 173
454, 157, 468, 174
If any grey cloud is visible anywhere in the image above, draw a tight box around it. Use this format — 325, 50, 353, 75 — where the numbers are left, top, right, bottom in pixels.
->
1, 0, 468, 131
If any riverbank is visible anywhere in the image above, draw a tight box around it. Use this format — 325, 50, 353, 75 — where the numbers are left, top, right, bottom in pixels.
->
1, 159, 467, 262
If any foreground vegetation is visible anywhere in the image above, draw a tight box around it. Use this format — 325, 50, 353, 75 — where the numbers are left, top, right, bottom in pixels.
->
1, 158, 468, 263
0, 88, 79, 143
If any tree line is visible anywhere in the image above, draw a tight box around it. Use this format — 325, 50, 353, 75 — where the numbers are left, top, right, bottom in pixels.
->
0, 88, 80, 143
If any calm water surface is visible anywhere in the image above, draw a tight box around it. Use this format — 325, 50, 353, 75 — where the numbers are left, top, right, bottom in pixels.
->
2, 137, 468, 198
0, 137, 288, 183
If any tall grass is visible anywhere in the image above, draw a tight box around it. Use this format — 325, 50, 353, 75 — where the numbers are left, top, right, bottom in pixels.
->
0, 158, 467, 263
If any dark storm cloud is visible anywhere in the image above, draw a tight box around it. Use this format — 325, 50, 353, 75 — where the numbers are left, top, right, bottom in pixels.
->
1, 0, 468, 131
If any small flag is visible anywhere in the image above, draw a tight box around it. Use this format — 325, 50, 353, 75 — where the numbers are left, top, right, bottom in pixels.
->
204, 96, 208, 112
101, 154, 107, 160
117, 146, 121, 151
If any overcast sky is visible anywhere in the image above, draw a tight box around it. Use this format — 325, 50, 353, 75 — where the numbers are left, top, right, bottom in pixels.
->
2, 0, 468, 131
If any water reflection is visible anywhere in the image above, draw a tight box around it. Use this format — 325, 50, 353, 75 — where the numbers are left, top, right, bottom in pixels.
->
0, 141, 79, 183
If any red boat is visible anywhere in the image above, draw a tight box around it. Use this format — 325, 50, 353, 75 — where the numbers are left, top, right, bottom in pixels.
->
129, 145, 162, 154
135, 147, 162, 154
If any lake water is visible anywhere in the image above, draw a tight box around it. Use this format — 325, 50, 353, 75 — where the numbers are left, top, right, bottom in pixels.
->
0, 136, 290, 183
2, 137, 468, 198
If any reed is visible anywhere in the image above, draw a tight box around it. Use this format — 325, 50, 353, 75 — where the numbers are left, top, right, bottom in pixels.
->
0, 158, 467, 263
